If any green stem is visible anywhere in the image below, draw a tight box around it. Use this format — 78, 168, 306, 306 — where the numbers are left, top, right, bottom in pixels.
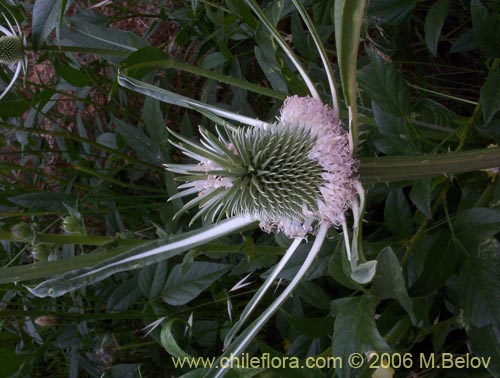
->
359, 148, 500, 184
29, 44, 131, 57
0, 231, 139, 246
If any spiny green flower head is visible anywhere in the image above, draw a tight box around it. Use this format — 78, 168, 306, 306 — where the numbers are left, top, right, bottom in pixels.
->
0, 35, 24, 65
0, 5, 27, 100
166, 96, 358, 238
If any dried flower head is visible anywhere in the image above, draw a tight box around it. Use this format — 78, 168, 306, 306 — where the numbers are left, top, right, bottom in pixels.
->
166, 96, 358, 238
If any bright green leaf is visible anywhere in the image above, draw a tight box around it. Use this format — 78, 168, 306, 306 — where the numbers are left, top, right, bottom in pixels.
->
160, 319, 191, 359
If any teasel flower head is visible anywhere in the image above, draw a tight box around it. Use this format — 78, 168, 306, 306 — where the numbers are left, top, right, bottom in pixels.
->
166, 96, 358, 239
0, 4, 27, 100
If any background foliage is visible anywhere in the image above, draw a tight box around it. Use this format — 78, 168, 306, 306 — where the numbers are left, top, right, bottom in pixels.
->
0, 0, 499, 377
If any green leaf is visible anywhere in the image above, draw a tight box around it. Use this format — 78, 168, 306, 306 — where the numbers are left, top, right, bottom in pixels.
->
424, 0, 449, 57
295, 281, 331, 310
384, 188, 414, 238
371, 247, 415, 322
107, 276, 142, 311
96, 132, 118, 149
160, 319, 191, 359
459, 253, 500, 328
332, 296, 389, 378
0, 347, 24, 377
54, 60, 90, 87
32, 0, 67, 49
328, 239, 364, 291
450, 28, 477, 54
142, 96, 168, 146
122, 46, 173, 77
201, 52, 227, 70
371, 101, 408, 154
0, 96, 29, 117
467, 325, 500, 378
162, 261, 230, 306
454, 208, 500, 242
358, 48, 411, 117
281, 311, 335, 338
254, 46, 288, 93
410, 231, 459, 295
138, 260, 168, 299
409, 178, 432, 219
480, 68, 500, 125
114, 116, 165, 164
471, 0, 500, 57
367, 0, 415, 25
8, 192, 76, 211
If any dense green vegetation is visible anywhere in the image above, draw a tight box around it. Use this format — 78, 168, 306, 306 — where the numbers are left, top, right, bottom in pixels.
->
1, 1, 499, 377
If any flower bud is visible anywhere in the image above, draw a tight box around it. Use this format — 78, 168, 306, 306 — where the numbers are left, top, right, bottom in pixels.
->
11, 222, 35, 242
62, 215, 84, 234
34, 315, 58, 327
31, 243, 52, 261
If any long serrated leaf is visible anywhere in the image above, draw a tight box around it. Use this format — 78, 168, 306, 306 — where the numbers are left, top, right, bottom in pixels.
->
204, 224, 328, 378
223, 238, 302, 348
244, 0, 320, 99
26, 215, 257, 297
117, 72, 268, 128
291, 0, 339, 117
334, 0, 367, 152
